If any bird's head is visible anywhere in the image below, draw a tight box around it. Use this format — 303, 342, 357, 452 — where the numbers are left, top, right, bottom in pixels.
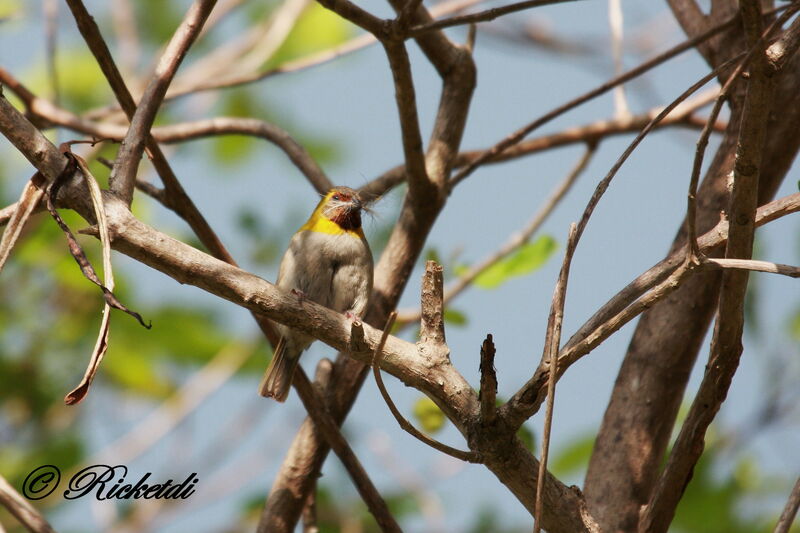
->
319, 186, 366, 231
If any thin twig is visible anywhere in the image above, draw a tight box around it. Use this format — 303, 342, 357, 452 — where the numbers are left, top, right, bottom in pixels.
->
607, 0, 629, 118
292, 367, 403, 533
409, 0, 582, 36
163, 0, 487, 99
363, 90, 722, 201
0, 474, 57, 533
371, 312, 482, 463
0, 69, 331, 193
684, 5, 798, 256
0, 177, 44, 273
446, 4, 792, 189
106, 0, 217, 205
774, 476, 800, 533
396, 143, 596, 325
701, 257, 800, 278
567, 53, 743, 276
533, 223, 577, 533
65, 0, 280, 343
641, 1, 782, 528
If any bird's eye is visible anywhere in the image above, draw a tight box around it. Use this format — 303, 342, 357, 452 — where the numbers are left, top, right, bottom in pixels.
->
332, 194, 340, 201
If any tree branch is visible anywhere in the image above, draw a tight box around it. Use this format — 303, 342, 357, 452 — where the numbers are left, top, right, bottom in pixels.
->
446, 5, 789, 189
65, 0, 280, 343
500, 191, 800, 428
0, 69, 332, 194
0, 474, 57, 533
362, 92, 721, 201
774, 476, 800, 533
478, 334, 497, 426
641, 1, 777, 529
291, 367, 402, 533
408, 0, 581, 36
92, 0, 217, 205
370, 311, 481, 463
258, 3, 477, 529
534, 223, 577, 533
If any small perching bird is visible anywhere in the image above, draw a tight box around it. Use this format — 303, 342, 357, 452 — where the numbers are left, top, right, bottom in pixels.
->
259, 186, 373, 402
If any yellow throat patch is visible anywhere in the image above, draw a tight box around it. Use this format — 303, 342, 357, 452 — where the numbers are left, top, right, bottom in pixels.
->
298, 193, 365, 239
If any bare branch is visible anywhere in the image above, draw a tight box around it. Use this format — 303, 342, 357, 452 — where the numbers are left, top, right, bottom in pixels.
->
315, 0, 387, 36
667, 0, 713, 64
701, 257, 800, 278
145, 118, 332, 194
767, 11, 800, 72
370, 312, 481, 463
447, 5, 787, 189
0, 202, 23, 227
0, 177, 44, 273
291, 367, 402, 533
534, 223, 577, 533
774, 476, 800, 533
408, 0, 581, 36
0, 69, 331, 193
0, 474, 57, 533
396, 144, 596, 325
420, 261, 446, 344
64, 0, 280, 343
641, 0, 778, 528
364, 92, 721, 201
501, 191, 800, 427
382, 39, 433, 196
164, 0, 487, 99
106, 0, 217, 204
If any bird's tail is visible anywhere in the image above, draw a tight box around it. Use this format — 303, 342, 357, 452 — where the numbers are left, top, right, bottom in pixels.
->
258, 337, 301, 402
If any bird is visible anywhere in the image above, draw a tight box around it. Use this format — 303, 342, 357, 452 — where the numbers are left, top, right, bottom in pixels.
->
258, 186, 373, 402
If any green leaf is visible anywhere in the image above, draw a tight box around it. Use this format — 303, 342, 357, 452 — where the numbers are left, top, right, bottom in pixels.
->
412, 396, 446, 434
269, 3, 354, 67
458, 235, 558, 289
551, 434, 595, 477
444, 308, 468, 327
789, 308, 800, 340
23, 49, 112, 112
0, 0, 22, 19
425, 247, 441, 265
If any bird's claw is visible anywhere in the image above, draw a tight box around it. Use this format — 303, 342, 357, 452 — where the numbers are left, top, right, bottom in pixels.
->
291, 288, 307, 303
345, 311, 362, 321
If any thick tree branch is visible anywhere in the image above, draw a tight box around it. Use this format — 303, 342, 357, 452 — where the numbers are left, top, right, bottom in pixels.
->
641, 2, 776, 529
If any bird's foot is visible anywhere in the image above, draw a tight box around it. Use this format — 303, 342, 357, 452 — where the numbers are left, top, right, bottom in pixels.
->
345, 310, 362, 322
291, 288, 307, 303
